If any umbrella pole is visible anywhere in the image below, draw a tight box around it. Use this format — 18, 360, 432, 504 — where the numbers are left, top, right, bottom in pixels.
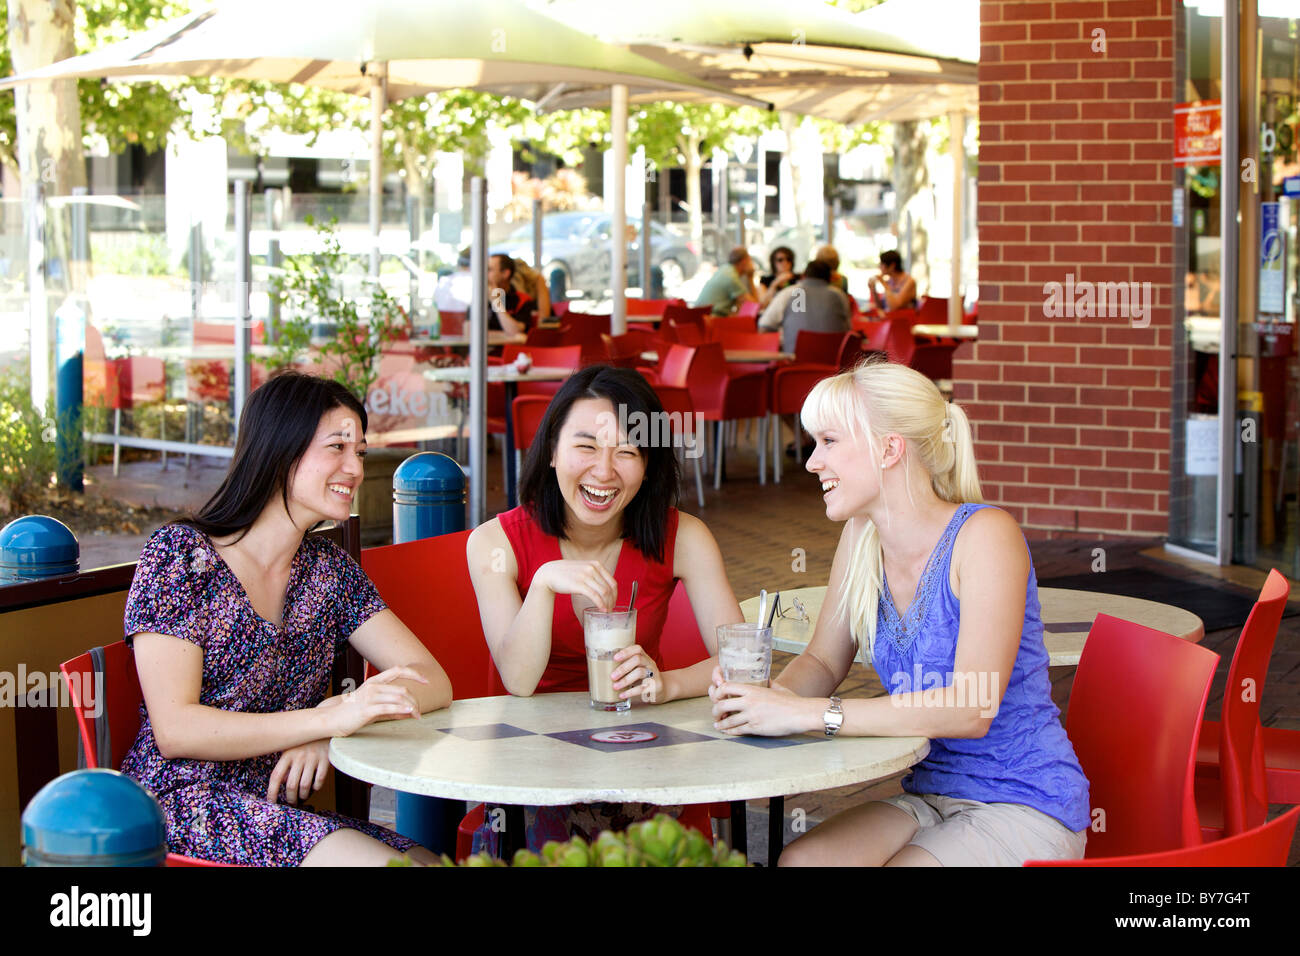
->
611, 84, 627, 335
469, 177, 488, 527
949, 110, 965, 333
370, 64, 387, 279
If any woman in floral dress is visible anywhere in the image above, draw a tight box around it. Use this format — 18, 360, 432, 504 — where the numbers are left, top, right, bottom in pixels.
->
121, 372, 452, 866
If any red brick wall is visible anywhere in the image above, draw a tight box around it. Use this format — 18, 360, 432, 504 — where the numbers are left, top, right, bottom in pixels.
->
959, 0, 1174, 538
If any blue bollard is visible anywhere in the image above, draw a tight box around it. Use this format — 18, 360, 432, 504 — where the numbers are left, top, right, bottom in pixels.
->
391, 453, 466, 853
0, 515, 79, 585
22, 769, 167, 866
548, 266, 567, 308
54, 297, 86, 492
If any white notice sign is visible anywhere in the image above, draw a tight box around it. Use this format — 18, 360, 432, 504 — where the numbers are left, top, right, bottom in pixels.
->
1185, 415, 1219, 477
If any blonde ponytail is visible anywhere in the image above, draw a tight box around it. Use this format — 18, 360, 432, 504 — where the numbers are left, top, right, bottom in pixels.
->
800, 358, 984, 659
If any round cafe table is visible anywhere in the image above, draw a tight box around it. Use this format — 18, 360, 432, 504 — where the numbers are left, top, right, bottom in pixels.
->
330, 692, 929, 865
740, 586, 1205, 665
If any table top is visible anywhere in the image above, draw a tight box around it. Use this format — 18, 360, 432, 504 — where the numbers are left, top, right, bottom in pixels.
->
125, 344, 277, 360
911, 324, 979, 339
740, 585, 1204, 666
640, 349, 795, 364
409, 332, 526, 348
421, 364, 574, 384
329, 693, 929, 806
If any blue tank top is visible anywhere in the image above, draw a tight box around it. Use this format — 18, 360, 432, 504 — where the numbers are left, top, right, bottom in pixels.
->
870, 503, 1090, 831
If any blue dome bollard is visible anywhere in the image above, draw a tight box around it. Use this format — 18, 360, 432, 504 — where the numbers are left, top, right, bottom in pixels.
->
393, 452, 466, 544
391, 452, 466, 853
22, 769, 167, 866
0, 515, 79, 585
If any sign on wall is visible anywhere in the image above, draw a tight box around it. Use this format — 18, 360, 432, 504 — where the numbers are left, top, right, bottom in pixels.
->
1175, 101, 1222, 167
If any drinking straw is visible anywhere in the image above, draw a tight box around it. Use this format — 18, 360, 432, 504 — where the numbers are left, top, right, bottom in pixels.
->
766, 591, 780, 628
626, 580, 638, 627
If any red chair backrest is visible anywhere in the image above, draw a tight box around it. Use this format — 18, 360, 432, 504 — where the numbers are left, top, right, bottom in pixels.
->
439, 310, 466, 335
771, 364, 838, 416
511, 395, 552, 451
718, 331, 780, 353
660, 580, 710, 671
1067, 613, 1220, 858
794, 330, 843, 365
359, 530, 497, 699
917, 297, 948, 324
651, 386, 703, 454
685, 342, 731, 414
1025, 805, 1300, 867
656, 344, 698, 390
1217, 569, 1291, 836
106, 356, 166, 410
664, 303, 710, 327
709, 315, 758, 339
59, 642, 142, 771
882, 318, 916, 365
502, 344, 583, 370
525, 326, 570, 347
736, 301, 760, 320
667, 320, 706, 345
564, 313, 612, 343
627, 298, 684, 317
836, 332, 866, 370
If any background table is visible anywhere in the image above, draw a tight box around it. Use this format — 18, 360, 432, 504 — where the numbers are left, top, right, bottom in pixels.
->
330, 692, 928, 864
409, 332, 525, 349
421, 365, 573, 507
640, 349, 795, 364
740, 585, 1205, 665
911, 324, 979, 339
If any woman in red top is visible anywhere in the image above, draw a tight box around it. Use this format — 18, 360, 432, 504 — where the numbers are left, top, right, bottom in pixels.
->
467, 365, 743, 848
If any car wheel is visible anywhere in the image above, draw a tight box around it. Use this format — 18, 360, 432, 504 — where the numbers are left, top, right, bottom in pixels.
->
659, 258, 685, 294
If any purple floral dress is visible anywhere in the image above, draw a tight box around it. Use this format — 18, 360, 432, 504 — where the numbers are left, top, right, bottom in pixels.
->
120, 523, 417, 866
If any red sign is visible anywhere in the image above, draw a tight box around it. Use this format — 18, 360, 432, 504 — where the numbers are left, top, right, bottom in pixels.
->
1175, 100, 1222, 166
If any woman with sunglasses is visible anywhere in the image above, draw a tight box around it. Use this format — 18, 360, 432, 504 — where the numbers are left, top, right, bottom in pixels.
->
758, 246, 798, 310
709, 358, 1089, 866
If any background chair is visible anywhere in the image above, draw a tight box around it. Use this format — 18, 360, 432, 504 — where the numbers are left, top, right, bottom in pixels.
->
106, 356, 166, 475
1025, 805, 1300, 867
653, 385, 706, 509
686, 342, 769, 488
1066, 613, 1220, 858
770, 364, 837, 483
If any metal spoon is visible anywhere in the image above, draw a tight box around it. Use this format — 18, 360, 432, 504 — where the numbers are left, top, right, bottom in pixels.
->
626, 580, 638, 627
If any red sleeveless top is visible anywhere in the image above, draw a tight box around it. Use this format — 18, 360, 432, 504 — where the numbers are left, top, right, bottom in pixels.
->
498, 505, 679, 693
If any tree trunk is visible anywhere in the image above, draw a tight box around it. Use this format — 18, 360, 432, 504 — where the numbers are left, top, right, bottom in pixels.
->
681, 131, 704, 248
892, 119, 929, 290
780, 112, 804, 229
8, 0, 85, 195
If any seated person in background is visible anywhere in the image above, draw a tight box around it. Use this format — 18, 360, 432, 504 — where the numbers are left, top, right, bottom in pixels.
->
122, 371, 453, 866
487, 253, 537, 334
814, 245, 851, 296
711, 358, 1089, 867
758, 258, 851, 355
758, 246, 798, 310
434, 248, 473, 313
512, 256, 552, 322
467, 364, 744, 851
869, 249, 919, 312
695, 246, 759, 316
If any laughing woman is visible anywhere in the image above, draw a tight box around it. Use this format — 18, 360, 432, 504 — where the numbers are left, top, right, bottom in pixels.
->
467, 364, 744, 850
121, 372, 452, 866
709, 358, 1090, 866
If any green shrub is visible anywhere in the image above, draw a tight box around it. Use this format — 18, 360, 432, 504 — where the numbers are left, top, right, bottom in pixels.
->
0, 364, 61, 513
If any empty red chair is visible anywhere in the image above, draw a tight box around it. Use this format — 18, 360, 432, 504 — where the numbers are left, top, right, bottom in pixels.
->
627, 297, 684, 317
653, 384, 706, 509
666, 319, 706, 345
793, 330, 844, 366
836, 331, 866, 370
687, 342, 770, 489
525, 326, 570, 347
602, 331, 662, 369
1026, 804, 1300, 867
709, 315, 758, 339
736, 301, 760, 320
645, 343, 697, 390
916, 296, 948, 325
509, 394, 552, 475
769, 364, 837, 483
59, 644, 236, 867
438, 310, 467, 335
1067, 613, 1220, 858
717, 331, 780, 353
1195, 570, 1299, 837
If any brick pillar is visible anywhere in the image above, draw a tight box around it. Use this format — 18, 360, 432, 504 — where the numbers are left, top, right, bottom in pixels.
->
960, 0, 1174, 538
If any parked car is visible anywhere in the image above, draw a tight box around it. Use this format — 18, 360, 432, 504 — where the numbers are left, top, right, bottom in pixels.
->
492, 211, 700, 299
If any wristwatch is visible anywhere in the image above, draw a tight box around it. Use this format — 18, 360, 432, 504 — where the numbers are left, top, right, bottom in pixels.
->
823, 696, 844, 737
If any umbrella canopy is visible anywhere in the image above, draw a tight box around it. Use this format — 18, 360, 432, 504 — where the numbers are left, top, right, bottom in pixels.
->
0, 0, 764, 105
531, 0, 977, 124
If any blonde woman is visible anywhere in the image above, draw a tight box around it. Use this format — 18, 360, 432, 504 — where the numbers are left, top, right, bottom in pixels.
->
709, 357, 1089, 866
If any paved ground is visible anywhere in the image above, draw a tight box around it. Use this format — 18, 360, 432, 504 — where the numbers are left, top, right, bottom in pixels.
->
82, 416, 1300, 865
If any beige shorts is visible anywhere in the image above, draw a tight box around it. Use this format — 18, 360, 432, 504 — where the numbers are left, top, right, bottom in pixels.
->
880, 793, 1087, 867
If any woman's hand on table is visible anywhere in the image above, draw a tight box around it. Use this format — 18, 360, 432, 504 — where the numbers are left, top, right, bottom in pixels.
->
266, 739, 331, 805
318, 665, 427, 737
709, 667, 816, 737
537, 559, 619, 611
612, 644, 663, 704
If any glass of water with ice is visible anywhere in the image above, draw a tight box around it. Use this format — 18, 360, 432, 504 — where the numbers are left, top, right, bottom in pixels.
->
717, 622, 773, 690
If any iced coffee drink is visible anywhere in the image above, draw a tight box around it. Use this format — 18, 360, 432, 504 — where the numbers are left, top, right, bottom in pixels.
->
584, 607, 637, 713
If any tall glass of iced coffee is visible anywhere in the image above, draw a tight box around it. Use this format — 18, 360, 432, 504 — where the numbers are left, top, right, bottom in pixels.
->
583, 606, 636, 713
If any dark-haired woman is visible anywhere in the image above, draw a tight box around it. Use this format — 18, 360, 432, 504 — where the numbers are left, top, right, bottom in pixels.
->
121, 372, 452, 866
466, 365, 743, 849
758, 246, 797, 310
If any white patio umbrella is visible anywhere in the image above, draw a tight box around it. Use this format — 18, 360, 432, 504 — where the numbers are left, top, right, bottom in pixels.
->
1, 0, 769, 524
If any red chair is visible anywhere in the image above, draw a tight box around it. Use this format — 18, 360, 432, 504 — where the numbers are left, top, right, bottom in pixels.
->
916, 297, 948, 325
563, 313, 612, 346
653, 385, 706, 509
664, 303, 711, 325
627, 297, 684, 317
687, 342, 770, 489
666, 319, 706, 345
639, 342, 697, 390
736, 301, 760, 319
717, 331, 782, 379
509, 394, 552, 475
1194, 570, 1300, 837
59, 644, 235, 867
438, 310, 467, 335
769, 364, 837, 483
107, 356, 166, 475
525, 326, 571, 347
1026, 804, 1300, 867
709, 315, 758, 339
1067, 613, 1220, 858
836, 331, 866, 370
602, 331, 663, 369
793, 330, 844, 366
